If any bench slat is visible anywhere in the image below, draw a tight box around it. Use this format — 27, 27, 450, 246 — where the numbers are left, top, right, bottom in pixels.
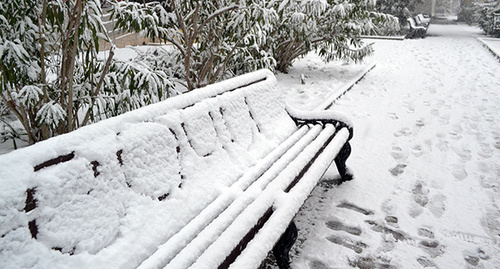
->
189, 125, 344, 269
229, 128, 351, 269
138, 125, 321, 268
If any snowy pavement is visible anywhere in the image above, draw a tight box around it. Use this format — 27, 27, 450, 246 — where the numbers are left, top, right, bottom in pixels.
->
283, 24, 500, 269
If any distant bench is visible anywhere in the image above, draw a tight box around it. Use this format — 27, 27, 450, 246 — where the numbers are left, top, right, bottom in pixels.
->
407, 14, 430, 39
415, 14, 430, 29
0, 69, 354, 269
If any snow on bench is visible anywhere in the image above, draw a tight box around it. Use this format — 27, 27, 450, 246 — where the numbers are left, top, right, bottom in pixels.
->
415, 14, 430, 29
406, 17, 428, 39
0, 69, 353, 269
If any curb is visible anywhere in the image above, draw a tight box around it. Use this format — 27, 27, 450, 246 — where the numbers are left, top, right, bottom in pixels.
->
477, 37, 500, 62
361, 35, 406, 41
315, 62, 377, 111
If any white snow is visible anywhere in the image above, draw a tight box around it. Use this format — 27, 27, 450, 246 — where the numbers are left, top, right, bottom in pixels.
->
478, 37, 500, 60
284, 24, 500, 269
1, 23, 500, 269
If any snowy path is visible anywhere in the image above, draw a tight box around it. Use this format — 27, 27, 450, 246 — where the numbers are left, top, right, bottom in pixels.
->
289, 24, 500, 269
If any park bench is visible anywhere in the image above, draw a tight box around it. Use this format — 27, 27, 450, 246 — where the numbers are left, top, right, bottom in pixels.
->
406, 17, 427, 39
415, 14, 430, 29
0, 69, 353, 269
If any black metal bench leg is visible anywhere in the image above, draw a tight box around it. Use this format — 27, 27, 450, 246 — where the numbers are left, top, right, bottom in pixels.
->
273, 221, 298, 269
335, 142, 353, 183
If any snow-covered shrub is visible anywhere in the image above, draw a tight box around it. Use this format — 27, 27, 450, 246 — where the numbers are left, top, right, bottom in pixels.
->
0, 0, 174, 144
111, 0, 277, 90
477, 1, 500, 37
269, 0, 400, 73
457, 1, 481, 25
110, 0, 398, 80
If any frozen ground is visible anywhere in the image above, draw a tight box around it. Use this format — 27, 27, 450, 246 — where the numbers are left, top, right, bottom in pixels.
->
278, 24, 500, 268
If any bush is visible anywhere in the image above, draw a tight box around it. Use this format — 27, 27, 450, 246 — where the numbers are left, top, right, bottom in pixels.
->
477, 1, 500, 37
0, 0, 174, 144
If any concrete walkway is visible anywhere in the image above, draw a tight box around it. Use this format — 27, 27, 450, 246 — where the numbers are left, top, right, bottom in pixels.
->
290, 24, 500, 269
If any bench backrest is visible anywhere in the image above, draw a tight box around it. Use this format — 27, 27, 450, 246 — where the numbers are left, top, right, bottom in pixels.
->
408, 17, 418, 28
0, 69, 298, 268
417, 14, 430, 24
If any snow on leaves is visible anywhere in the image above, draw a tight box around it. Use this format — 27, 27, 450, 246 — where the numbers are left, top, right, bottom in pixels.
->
19, 85, 43, 106
36, 101, 66, 129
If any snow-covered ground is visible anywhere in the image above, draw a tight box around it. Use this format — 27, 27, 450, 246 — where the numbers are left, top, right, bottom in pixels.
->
279, 24, 500, 269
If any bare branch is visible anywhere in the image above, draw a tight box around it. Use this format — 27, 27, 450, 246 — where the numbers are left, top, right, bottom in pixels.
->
81, 48, 115, 127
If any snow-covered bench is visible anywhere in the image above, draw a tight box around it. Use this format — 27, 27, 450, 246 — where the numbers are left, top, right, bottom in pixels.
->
406, 17, 427, 39
415, 14, 430, 29
0, 69, 353, 269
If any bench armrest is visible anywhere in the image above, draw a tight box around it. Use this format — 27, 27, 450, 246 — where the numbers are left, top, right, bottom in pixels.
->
286, 105, 354, 140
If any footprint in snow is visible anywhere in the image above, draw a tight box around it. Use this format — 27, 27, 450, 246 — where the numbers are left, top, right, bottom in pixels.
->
418, 227, 435, 239
416, 119, 425, 127
408, 203, 424, 218
408, 181, 429, 218
463, 247, 493, 267
412, 181, 430, 207
417, 256, 437, 268
412, 145, 423, 157
365, 220, 406, 241
436, 140, 449, 152
390, 164, 407, 176
325, 220, 362, 236
478, 144, 493, 159
350, 256, 397, 269
385, 216, 399, 228
431, 108, 440, 117
452, 164, 468, 181
452, 146, 472, 161
391, 146, 405, 160
337, 202, 374, 216
394, 128, 411, 137
388, 112, 399, 120
428, 194, 446, 218
420, 239, 445, 258
403, 102, 415, 114
326, 234, 367, 254
449, 131, 461, 140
